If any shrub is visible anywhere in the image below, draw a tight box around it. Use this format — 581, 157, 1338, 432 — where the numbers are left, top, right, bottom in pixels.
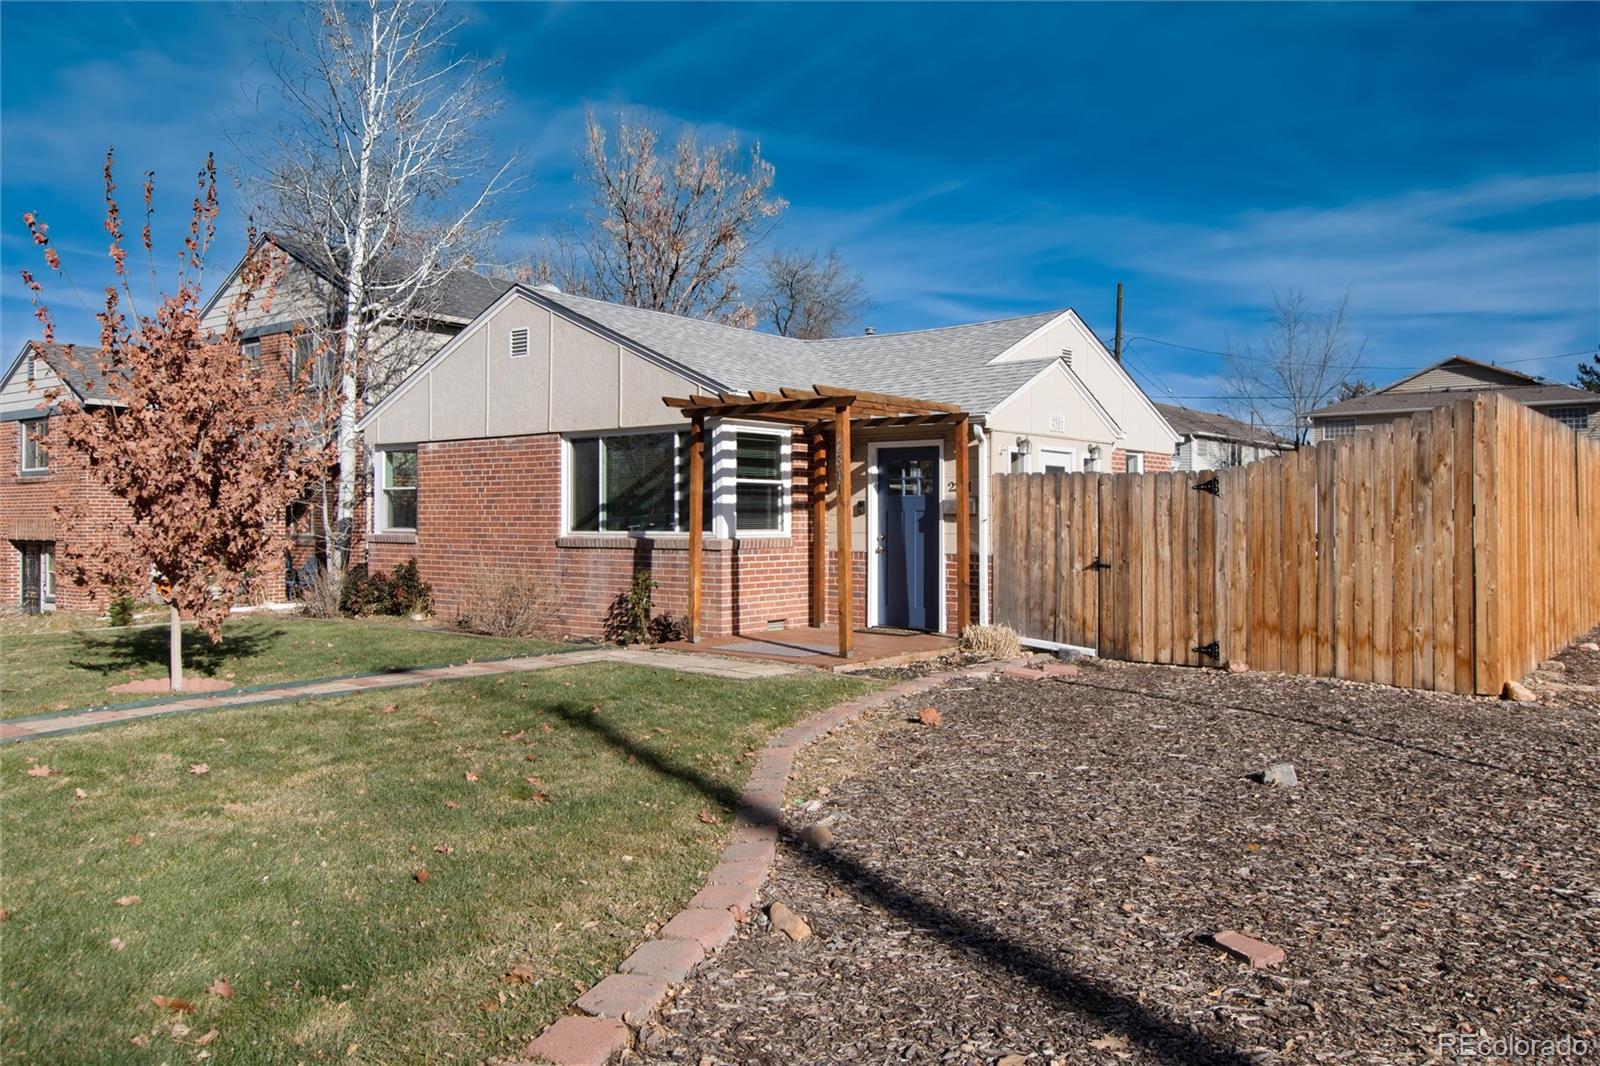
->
107, 596, 136, 628
603, 569, 657, 645
458, 565, 560, 637
959, 623, 1022, 660
338, 559, 432, 617
648, 612, 687, 644
298, 565, 344, 619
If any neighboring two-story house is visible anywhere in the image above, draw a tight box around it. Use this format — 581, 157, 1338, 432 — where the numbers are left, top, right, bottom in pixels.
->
1308, 355, 1600, 443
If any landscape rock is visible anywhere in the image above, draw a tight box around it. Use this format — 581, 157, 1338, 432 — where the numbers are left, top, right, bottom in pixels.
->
1259, 762, 1298, 788
1211, 929, 1287, 969
1227, 660, 1249, 673
1580, 642, 1599, 652
798, 824, 833, 849
767, 901, 812, 941
1501, 680, 1538, 703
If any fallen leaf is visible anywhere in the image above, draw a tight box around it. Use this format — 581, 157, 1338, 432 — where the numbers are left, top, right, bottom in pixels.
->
171, 1022, 192, 1038
115, 895, 141, 907
698, 810, 720, 825
530, 791, 550, 805
524, 753, 538, 762
479, 999, 500, 1013
195, 1028, 220, 1046
443, 799, 459, 810
189, 763, 210, 776
464, 771, 479, 783
626, 754, 639, 764
151, 995, 195, 1014
917, 707, 943, 727
130, 1035, 150, 1048
207, 978, 234, 999
346, 1042, 359, 1057
413, 868, 430, 884
1090, 1034, 1130, 1052
380, 703, 397, 714
25, 765, 55, 777
126, 834, 146, 846
109, 937, 126, 951
503, 729, 527, 741
503, 964, 536, 984
0, 907, 10, 922
74, 788, 88, 799
434, 844, 454, 855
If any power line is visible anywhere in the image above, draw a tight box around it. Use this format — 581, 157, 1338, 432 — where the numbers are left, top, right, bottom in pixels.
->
1123, 335, 1596, 372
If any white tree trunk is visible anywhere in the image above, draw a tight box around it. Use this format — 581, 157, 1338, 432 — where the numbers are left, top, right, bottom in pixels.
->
169, 605, 184, 692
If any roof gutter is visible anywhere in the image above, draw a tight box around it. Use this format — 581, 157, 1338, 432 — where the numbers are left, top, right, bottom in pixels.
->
973, 421, 990, 627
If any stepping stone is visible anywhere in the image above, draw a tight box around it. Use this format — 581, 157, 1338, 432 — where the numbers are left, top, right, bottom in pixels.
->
523, 1015, 629, 1066
1211, 930, 1286, 969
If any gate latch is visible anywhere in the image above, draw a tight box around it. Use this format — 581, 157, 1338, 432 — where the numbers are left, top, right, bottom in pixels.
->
1087, 558, 1113, 572
1192, 476, 1221, 497
1193, 641, 1221, 659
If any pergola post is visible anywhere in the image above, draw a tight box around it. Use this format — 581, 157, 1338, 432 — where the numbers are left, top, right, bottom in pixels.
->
686, 415, 705, 642
809, 422, 828, 627
954, 414, 972, 632
834, 403, 853, 658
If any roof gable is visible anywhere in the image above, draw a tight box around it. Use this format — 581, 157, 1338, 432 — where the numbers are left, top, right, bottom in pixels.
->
1381, 355, 1540, 394
1155, 402, 1286, 446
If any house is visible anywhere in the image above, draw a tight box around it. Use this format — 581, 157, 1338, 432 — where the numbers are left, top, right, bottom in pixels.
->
1155, 402, 1290, 470
1307, 355, 1600, 442
0, 237, 512, 614
355, 284, 1179, 643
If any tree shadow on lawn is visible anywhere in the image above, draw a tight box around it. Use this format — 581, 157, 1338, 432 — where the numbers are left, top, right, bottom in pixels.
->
67, 624, 280, 679
544, 700, 1254, 1066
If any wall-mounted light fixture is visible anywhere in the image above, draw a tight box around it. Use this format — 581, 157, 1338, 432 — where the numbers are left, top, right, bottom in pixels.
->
1015, 437, 1032, 456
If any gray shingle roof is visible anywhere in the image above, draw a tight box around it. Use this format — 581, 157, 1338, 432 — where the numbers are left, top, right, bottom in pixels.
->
535, 288, 1065, 414
1310, 383, 1598, 419
1155, 402, 1286, 446
23, 342, 125, 403
272, 233, 515, 323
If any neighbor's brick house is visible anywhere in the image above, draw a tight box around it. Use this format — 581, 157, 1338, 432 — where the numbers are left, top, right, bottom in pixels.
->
357, 285, 1179, 641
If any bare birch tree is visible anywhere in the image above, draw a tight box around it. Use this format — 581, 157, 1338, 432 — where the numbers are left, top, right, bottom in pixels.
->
544, 111, 786, 327
1223, 291, 1367, 445
249, 0, 517, 570
759, 248, 868, 339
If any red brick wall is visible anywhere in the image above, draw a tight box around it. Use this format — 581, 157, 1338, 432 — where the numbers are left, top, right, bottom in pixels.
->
365, 430, 974, 639
1111, 447, 1174, 474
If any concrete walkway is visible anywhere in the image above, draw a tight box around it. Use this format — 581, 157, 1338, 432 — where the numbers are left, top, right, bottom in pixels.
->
0, 647, 800, 744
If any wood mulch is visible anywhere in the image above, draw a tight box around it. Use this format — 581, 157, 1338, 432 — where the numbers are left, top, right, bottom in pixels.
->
635, 630, 1600, 1065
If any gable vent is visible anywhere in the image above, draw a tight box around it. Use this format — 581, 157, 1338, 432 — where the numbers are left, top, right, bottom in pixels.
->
509, 327, 530, 359
1049, 413, 1067, 434
1060, 348, 1073, 366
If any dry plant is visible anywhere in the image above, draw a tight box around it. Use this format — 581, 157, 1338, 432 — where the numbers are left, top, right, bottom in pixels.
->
298, 566, 344, 619
959, 623, 1022, 660
457, 565, 561, 637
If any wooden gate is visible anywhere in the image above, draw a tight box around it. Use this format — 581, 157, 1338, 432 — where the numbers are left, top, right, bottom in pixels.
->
990, 394, 1600, 695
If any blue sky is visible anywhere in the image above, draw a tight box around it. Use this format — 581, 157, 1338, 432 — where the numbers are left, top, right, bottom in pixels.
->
2, 1, 1596, 406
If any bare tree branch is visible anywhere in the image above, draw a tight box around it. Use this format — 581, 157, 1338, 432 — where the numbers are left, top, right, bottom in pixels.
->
759, 248, 869, 339
1222, 291, 1368, 446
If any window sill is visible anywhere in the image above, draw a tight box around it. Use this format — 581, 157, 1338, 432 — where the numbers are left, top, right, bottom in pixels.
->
15, 471, 52, 480
370, 531, 417, 545
556, 533, 792, 551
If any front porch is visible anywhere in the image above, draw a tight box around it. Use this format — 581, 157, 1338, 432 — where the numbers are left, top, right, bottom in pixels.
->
664, 384, 974, 660
664, 625, 956, 672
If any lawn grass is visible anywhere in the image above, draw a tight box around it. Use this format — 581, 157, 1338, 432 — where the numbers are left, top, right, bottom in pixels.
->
0, 616, 572, 719
0, 662, 872, 1063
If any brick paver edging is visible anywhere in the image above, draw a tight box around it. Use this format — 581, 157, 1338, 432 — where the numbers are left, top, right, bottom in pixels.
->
519, 659, 1007, 1066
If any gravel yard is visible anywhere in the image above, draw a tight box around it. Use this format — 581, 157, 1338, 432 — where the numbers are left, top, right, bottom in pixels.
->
638, 630, 1600, 1065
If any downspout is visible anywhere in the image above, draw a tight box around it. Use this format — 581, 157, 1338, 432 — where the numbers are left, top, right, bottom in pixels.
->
973, 421, 990, 626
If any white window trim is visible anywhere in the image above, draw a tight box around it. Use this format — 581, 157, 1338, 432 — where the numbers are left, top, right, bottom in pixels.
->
19, 417, 48, 474
373, 445, 419, 533
1040, 446, 1075, 474
865, 438, 947, 634
559, 422, 792, 540
40, 547, 55, 610
1125, 450, 1145, 474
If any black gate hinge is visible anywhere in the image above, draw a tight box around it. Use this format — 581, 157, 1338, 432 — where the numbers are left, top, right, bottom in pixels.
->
1193, 641, 1221, 659
1087, 558, 1112, 572
1192, 476, 1221, 497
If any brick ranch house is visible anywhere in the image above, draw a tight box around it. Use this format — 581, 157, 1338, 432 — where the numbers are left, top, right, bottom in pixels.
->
0, 236, 512, 613
355, 284, 1179, 642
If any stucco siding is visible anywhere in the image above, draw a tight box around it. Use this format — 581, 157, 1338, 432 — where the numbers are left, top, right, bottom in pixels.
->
429, 327, 489, 441
486, 301, 553, 437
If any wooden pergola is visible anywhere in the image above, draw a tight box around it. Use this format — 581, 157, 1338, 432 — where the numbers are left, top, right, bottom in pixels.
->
663, 384, 973, 658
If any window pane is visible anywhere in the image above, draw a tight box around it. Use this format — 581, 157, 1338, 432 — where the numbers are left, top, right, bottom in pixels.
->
734, 433, 781, 480
386, 449, 417, 488
736, 482, 782, 531
571, 438, 600, 532
385, 489, 417, 530
603, 433, 676, 532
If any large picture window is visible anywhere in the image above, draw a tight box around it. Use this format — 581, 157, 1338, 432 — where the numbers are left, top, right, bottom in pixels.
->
378, 448, 418, 531
568, 426, 787, 536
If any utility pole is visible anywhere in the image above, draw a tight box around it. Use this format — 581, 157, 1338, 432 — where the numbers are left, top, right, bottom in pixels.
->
1114, 282, 1125, 364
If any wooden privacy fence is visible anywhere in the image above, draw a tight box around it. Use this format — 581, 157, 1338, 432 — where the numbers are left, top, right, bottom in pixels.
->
991, 392, 1600, 695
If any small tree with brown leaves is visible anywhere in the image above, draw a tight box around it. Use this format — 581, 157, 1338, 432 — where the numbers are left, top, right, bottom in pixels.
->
20, 152, 333, 690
